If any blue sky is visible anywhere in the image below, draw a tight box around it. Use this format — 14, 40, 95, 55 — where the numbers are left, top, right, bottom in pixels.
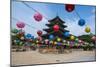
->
11, 1, 96, 37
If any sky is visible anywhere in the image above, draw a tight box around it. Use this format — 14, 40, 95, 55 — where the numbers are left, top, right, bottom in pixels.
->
11, 1, 96, 37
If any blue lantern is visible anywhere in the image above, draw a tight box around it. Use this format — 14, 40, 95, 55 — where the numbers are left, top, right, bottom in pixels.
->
26, 33, 32, 38
16, 39, 20, 43
49, 35, 54, 39
78, 19, 85, 26
64, 31, 70, 37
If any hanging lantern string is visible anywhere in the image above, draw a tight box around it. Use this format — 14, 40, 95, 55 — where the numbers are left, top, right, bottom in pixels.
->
74, 10, 82, 19
22, 2, 49, 20
12, 17, 37, 29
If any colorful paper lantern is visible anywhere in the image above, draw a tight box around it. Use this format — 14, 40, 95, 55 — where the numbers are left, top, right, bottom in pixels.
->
11, 33, 16, 36
12, 28, 18, 33
41, 41, 44, 44
57, 38, 61, 42
19, 42, 23, 46
53, 25, 59, 32
37, 30, 42, 36
50, 41, 53, 44
37, 36, 42, 41
63, 40, 66, 43
14, 40, 16, 43
74, 43, 78, 46
78, 19, 86, 26
20, 36, 24, 40
16, 22, 25, 28
70, 41, 74, 45
16, 40, 20, 43
57, 42, 62, 46
85, 26, 91, 33
69, 44, 73, 48
18, 31, 24, 36
75, 38, 79, 42
66, 43, 69, 46
78, 40, 82, 43
34, 12, 42, 22
64, 31, 70, 37
54, 41, 57, 45
26, 34, 32, 38
32, 43, 35, 46
49, 35, 54, 39
65, 4, 75, 12
91, 36, 96, 41
45, 39, 49, 44
67, 41, 70, 44
36, 40, 39, 43
70, 35, 75, 40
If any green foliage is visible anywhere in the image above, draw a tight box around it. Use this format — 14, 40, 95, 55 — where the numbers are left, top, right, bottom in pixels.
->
78, 34, 94, 43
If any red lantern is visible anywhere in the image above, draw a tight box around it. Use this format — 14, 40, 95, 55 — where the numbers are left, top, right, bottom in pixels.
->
65, 4, 75, 12
16, 22, 25, 28
34, 12, 42, 22
17, 31, 25, 38
91, 36, 96, 41
37, 36, 42, 41
53, 25, 59, 32
37, 30, 42, 36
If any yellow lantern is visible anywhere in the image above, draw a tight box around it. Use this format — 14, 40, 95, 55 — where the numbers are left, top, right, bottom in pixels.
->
36, 40, 39, 43
32, 43, 35, 46
54, 41, 57, 45
70, 35, 75, 40
50, 41, 53, 44
85, 26, 91, 33
57, 38, 61, 42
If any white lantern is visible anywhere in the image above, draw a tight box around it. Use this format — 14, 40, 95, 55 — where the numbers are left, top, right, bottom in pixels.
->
20, 36, 24, 40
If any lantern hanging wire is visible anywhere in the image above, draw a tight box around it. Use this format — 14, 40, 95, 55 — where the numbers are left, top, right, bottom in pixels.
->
22, 2, 49, 20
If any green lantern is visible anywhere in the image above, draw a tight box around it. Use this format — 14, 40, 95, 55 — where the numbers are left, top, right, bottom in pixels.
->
12, 28, 18, 33
57, 38, 61, 42
19, 42, 23, 46
75, 38, 79, 42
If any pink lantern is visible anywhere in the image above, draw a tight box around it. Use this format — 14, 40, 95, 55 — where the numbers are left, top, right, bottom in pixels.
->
79, 40, 82, 43
91, 36, 96, 41
69, 44, 73, 48
34, 12, 43, 21
45, 39, 49, 44
37, 36, 42, 41
16, 22, 25, 28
